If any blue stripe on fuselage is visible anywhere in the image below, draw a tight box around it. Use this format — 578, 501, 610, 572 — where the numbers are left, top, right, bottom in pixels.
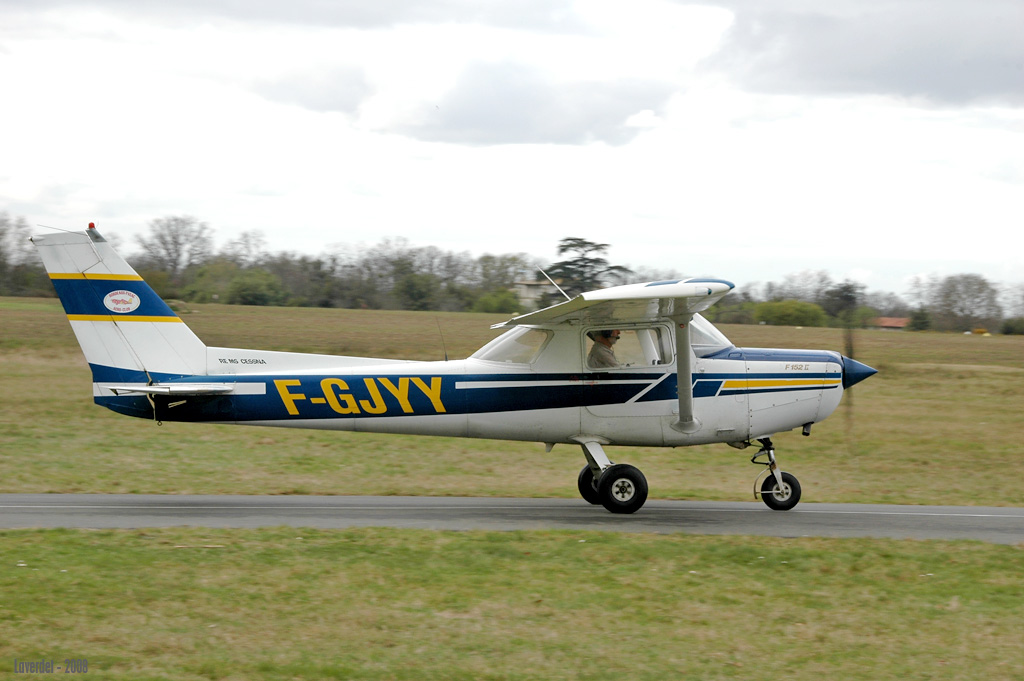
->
88, 364, 841, 422
704, 347, 843, 364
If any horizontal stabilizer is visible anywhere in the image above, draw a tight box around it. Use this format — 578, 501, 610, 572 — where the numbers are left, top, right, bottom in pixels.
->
106, 383, 235, 396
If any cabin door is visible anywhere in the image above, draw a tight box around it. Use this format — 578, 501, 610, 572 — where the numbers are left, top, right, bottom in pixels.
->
581, 325, 675, 444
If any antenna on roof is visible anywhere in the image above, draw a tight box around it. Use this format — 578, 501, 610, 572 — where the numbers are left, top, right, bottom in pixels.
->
435, 317, 449, 362
538, 268, 571, 301
35, 224, 79, 235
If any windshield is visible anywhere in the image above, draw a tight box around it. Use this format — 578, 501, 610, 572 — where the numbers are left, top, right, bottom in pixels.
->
471, 327, 552, 364
690, 314, 733, 357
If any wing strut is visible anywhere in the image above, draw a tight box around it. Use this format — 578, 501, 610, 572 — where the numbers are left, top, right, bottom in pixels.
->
671, 315, 699, 433
538, 268, 571, 301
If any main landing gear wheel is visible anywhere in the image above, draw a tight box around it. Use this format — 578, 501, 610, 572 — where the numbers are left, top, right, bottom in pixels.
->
760, 471, 801, 511
577, 465, 601, 505
597, 464, 648, 514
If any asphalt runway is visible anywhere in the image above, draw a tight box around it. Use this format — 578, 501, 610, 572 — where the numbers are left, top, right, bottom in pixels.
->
2, 494, 1023, 544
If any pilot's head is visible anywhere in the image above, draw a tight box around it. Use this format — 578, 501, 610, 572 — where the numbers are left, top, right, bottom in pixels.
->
593, 329, 620, 345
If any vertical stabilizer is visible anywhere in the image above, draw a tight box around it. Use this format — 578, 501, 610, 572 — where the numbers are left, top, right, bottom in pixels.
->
31, 227, 208, 383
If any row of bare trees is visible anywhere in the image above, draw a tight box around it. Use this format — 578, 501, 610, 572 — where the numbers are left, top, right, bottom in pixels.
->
122, 216, 539, 313
724, 269, 1017, 332
2, 212, 1022, 332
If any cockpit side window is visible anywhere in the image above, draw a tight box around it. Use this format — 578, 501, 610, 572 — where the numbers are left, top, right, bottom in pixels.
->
585, 326, 671, 370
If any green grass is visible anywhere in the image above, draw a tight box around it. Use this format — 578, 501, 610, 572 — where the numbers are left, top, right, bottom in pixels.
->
3, 298, 1024, 679
2, 528, 1023, 681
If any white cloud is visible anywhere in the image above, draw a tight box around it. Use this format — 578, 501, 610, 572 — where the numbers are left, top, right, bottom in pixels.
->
1, 0, 1021, 297
393, 61, 677, 145
701, 0, 1024, 105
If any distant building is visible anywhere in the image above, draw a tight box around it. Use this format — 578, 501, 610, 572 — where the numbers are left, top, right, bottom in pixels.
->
512, 279, 564, 311
871, 317, 910, 330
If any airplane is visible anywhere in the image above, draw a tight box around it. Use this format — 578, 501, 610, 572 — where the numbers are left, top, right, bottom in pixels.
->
32, 224, 877, 514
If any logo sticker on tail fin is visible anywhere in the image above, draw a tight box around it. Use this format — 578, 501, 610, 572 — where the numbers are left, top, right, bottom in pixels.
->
103, 290, 140, 313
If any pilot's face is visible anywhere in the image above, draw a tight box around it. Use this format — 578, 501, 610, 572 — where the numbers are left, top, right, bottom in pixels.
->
607, 330, 621, 344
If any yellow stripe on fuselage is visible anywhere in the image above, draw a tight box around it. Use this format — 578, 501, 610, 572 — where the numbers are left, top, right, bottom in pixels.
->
67, 314, 183, 322
722, 378, 841, 389
49, 273, 144, 281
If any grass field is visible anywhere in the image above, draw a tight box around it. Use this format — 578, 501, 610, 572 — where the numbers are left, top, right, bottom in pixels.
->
2, 296, 1023, 680
3, 528, 1022, 680
2, 297, 1023, 505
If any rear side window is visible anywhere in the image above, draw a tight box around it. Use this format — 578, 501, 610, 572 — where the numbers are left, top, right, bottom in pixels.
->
471, 327, 552, 364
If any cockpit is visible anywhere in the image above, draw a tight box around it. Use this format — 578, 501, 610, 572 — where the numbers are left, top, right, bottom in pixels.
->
469, 314, 734, 367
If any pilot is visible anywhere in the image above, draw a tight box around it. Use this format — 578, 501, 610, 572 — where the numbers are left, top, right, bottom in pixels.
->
587, 329, 620, 369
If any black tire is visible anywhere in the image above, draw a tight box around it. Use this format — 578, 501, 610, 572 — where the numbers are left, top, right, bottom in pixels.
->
577, 465, 602, 505
760, 471, 801, 511
597, 464, 648, 514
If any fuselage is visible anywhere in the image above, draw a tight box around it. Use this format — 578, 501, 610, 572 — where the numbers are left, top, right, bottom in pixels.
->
94, 319, 846, 448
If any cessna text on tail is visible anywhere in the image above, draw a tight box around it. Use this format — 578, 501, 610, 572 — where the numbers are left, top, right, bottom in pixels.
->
32, 225, 876, 514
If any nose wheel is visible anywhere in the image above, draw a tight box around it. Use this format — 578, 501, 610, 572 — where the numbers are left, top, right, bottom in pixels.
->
760, 470, 801, 511
751, 437, 802, 511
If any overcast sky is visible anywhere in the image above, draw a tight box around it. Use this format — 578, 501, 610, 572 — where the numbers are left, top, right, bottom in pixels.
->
2, 0, 1021, 296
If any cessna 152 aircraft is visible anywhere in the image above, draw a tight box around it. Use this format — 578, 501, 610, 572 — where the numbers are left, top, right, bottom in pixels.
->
33, 225, 876, 514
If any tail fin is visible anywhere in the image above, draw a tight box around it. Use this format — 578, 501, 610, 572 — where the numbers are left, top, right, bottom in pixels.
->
31, 225, 208, 384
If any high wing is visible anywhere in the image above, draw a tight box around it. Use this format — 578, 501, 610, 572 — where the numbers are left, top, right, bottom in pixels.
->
493, 278, 735, 329
494, 277, 735, 435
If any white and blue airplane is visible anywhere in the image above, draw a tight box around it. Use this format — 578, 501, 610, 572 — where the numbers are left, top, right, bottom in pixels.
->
33, 224, 876, 514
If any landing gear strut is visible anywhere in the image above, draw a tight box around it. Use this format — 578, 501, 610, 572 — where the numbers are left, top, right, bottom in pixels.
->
577, 441, 648, 514
576, 438, 799, 514
751, 437, 802, 511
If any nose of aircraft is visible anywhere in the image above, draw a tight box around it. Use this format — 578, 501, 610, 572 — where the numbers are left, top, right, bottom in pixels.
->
841, 356, 877, 389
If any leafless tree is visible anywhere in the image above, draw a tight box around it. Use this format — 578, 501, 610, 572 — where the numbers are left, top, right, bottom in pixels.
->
0, 212, 47, 295
135, 215, 213, 282
1000, 282, 1024, 319
0, 212, 33, 269
929, 273, 1003, 332
768, 270, 833, 304
221, 230, 268, 268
